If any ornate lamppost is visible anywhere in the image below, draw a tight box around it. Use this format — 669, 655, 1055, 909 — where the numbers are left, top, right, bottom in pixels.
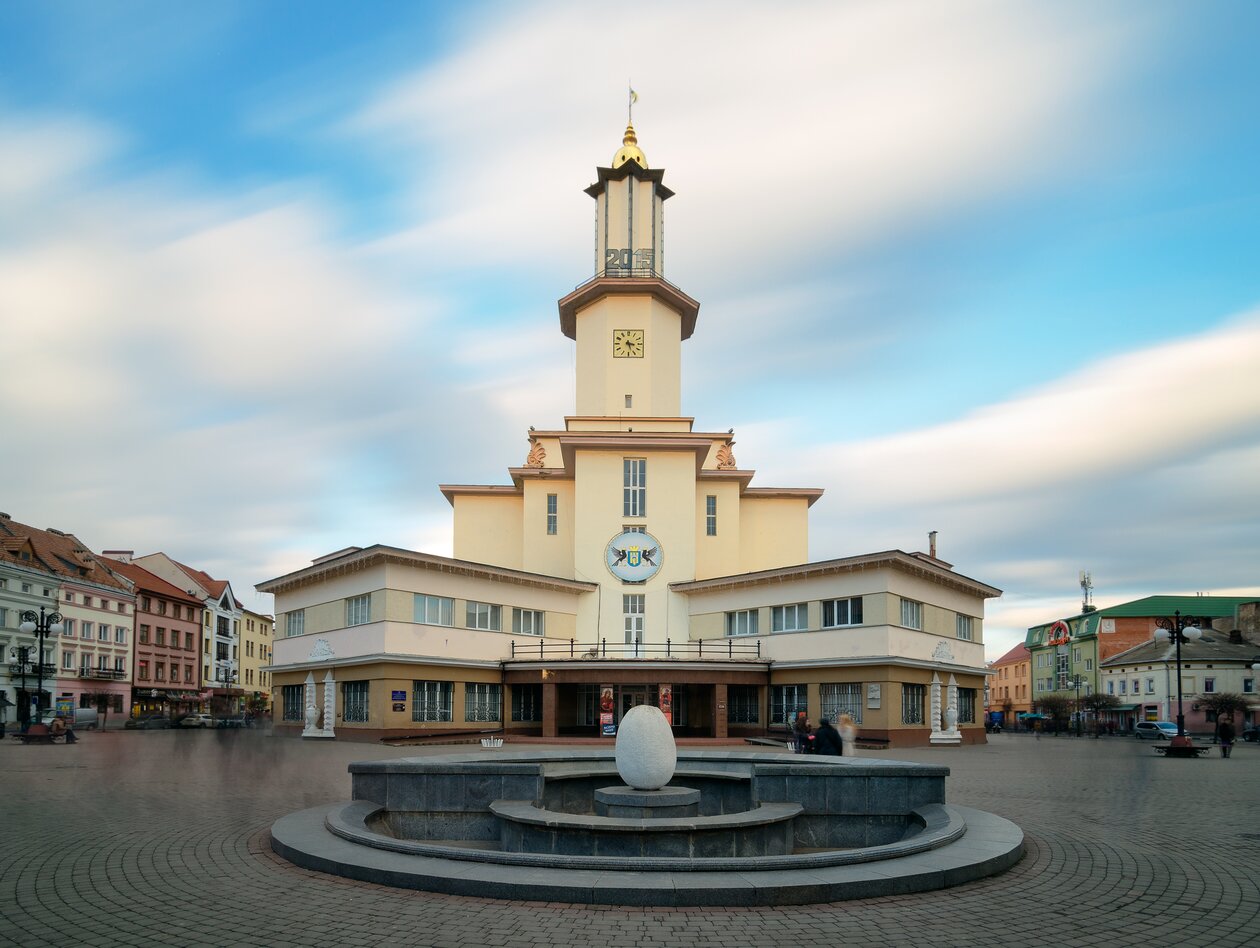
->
1153, 611, 1201, 757
18, 606, 64, 721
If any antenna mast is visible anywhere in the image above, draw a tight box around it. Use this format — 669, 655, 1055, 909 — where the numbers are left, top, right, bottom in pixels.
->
1079, 570, 1095, 613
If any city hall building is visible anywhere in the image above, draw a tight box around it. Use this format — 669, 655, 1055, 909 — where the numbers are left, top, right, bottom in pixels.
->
260, 125, 1000, 745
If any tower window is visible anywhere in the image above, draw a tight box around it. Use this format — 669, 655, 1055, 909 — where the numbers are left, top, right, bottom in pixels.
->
705, 495, 717, 536
625, 394, 633, 408
546, 494, 557, 535
623, 459, 646, 517
624, 594, 645, 645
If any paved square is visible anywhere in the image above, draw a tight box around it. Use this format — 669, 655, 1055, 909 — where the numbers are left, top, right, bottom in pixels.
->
1, 730, 1256, 947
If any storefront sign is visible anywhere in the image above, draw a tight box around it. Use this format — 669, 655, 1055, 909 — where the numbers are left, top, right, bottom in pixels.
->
392, 703, 405, 712
391, 691, 406, 701
601, 711, 615, 736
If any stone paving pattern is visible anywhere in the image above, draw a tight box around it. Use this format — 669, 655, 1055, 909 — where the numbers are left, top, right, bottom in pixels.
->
1, 729, 1257, 947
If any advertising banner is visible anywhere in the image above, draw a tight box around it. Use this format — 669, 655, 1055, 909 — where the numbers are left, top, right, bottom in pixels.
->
659, 684, 672, 726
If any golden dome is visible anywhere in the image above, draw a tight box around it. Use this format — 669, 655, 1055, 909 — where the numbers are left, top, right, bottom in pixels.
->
612, 123, 648, 169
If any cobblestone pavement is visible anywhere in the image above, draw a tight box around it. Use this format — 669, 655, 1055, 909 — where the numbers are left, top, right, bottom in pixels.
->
1, 729, 1257, 948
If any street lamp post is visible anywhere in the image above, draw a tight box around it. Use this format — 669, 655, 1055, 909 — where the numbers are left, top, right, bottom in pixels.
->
18, 606, 64, 722
1070, 675, 1085, 737
1153, 611, 1201, 757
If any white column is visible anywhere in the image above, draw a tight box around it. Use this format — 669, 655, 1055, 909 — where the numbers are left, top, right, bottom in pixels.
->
301, 671, 319, 737
321, 669, 336, 738
929, 673, 943, 737
946, 674, 960, 736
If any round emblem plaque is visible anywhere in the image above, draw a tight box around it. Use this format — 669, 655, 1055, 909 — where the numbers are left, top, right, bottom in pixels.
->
605, 530, 663, 583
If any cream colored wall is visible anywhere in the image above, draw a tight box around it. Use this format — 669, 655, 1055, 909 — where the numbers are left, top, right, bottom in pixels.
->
521, 479, 575, 578
738, 497, 809, 571
572, 448, 697, 645
566, 418, 693, 432
631, 178, 658, 263
574, 295, 681, 417
694, 481, 743, 580
451, 494, 524, 568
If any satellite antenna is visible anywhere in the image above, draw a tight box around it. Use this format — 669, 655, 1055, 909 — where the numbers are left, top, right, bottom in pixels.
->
1079, 570, 1095, 613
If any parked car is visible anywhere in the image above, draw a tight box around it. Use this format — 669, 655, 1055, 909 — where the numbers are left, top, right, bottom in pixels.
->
1134, 721, 1179, 740
1242, 726, 1259, 743
178, 713, 215, 728
40, 708, 99, 730
125, 714, 172, 729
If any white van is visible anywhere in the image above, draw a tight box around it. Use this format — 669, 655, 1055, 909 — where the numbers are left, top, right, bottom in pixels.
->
41, 708, 99, 730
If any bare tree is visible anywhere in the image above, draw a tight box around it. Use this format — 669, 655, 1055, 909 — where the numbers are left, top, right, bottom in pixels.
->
1034, 694, 1074, 733
79, 690, 115, 729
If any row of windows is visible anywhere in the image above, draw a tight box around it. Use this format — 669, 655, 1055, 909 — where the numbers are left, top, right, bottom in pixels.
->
137, 660, 196, 683
60, 652, 127, 673
137, 595, 194, 620
280, 681, 546, 724
65, 590, 130, 613
727, 598, 974, 640
285, 597, 550, 637
138, 625, 194, 650
770, 683, 976, 729
53, 620, 129, 644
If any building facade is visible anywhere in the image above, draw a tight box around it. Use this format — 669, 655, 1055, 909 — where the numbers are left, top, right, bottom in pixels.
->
985, 642, 1031, 727
239, 607, 274, 715
1026, 595, 1258, 716
260, 125, 1000, 746
103, 555, 205, 719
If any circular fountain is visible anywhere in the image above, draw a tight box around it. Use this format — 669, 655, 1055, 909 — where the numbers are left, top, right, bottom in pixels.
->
271, 719, 1023, 905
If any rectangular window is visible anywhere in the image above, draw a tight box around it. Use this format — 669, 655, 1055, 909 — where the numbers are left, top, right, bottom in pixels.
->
1056, 651, 1070, 690
217, 615, 229, 636
141, 595, 150, 610
728, 684, 760, 724
285, 610, 305, 637
1085, 659, 1093, 671
155, 662, 165, 681
465, 601, 501, 631
115, 626, 125, 644
62, 618, 74, 637
770, 684, 808, 730
900, 599, 923, 630
625, 394, 632, 408
725, 609, 759, 637
1245, 678, 1255, 694
902, 684, 926, 725
705, 495, 717, 536
82, 621, 93, 640
1145, 678, 1155, 694
346, 594, 371, 626
956, 615, 973, 641
465, 683, 502, 722
623, 458, 646, 517
512, 684, 543, 722
958, 689, 976, 724
820, 683, 863, 725
63, 591, 73, 602
1204, 677, 1216, 693
623, 594, 645, 645
185, 665, 193, 683
412, 680, 453, 722
62, 651, 74, 669
80, 655, 91, 675
771, 603, 808, 633
155, 628, 165, 647
546, 493, 558, 536
512, 608, 545, 636
342, 681, 369, 723
98, 624, 109, 641
1072, 646, 1082, 663
1107, 679, 1114, 695
412, 593, 453, 625
1132, 678, 1140, 694
1119, 680, 1127, 695
157, 600, 167, 615
822, 597, 863, 628
282, 684, 304, 721
185, 632, 194, 650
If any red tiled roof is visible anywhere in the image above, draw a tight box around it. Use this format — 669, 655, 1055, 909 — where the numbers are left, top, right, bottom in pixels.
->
991, 642, 1031, 666
0, 516, 130, 591
106, 560, 204, 606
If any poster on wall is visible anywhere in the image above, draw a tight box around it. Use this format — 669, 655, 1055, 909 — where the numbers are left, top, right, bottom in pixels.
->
600, 685, 615, 735
867, 683, 881, 709
659, 684, 673, 726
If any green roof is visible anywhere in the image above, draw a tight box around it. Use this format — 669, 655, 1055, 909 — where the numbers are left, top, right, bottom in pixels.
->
1024, 594, 1256, 648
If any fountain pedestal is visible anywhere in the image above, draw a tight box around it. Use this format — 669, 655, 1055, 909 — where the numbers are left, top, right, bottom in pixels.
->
595, 785, 700, 819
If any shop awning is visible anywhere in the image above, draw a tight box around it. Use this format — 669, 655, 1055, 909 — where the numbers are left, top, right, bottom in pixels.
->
1110, 704, 1139, 711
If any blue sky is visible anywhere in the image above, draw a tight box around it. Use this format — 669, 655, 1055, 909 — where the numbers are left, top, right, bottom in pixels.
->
2, 1, 1258, 658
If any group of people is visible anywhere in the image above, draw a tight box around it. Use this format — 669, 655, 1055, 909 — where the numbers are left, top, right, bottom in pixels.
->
792, 711, 857, 756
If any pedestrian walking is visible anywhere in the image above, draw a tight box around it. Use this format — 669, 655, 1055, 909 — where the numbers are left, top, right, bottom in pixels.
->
813, 718, 843, 756
1217, 717, 1235, 758
837, 713, 858, 757
792, 710, 810, 754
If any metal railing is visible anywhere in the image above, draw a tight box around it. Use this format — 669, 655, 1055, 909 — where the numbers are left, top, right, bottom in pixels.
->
79, 668, 127, 680
509, 637, 762, 660
574, 267, 686, 295
7, 662, 56, 677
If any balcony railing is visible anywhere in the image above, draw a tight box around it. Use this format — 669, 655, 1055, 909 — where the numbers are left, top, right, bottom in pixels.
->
7, 662, 56, 677
508, 637, 762, 660
79, 668, 127, 680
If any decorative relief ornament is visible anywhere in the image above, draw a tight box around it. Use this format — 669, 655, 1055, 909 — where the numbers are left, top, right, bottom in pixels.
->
308, 638, 335, 661
716, 440, 737, 470
525, 437, 546, 468
931, 641, 954, 662
605, 529, 664, 583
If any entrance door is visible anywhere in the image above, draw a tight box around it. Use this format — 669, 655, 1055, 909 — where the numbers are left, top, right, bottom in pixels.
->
620, 686, 648, 719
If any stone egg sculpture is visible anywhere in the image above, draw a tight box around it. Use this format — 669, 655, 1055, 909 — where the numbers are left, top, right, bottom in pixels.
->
614, 704, 677, 790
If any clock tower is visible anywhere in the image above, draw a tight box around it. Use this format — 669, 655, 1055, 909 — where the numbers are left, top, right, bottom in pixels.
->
558, 124, 699, 419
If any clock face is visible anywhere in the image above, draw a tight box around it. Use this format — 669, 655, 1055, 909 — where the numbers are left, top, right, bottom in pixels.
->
612, 329, 644, 358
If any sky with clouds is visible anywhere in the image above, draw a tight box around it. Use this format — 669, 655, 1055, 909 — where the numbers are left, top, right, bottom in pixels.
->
1, 0, 1257, 659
